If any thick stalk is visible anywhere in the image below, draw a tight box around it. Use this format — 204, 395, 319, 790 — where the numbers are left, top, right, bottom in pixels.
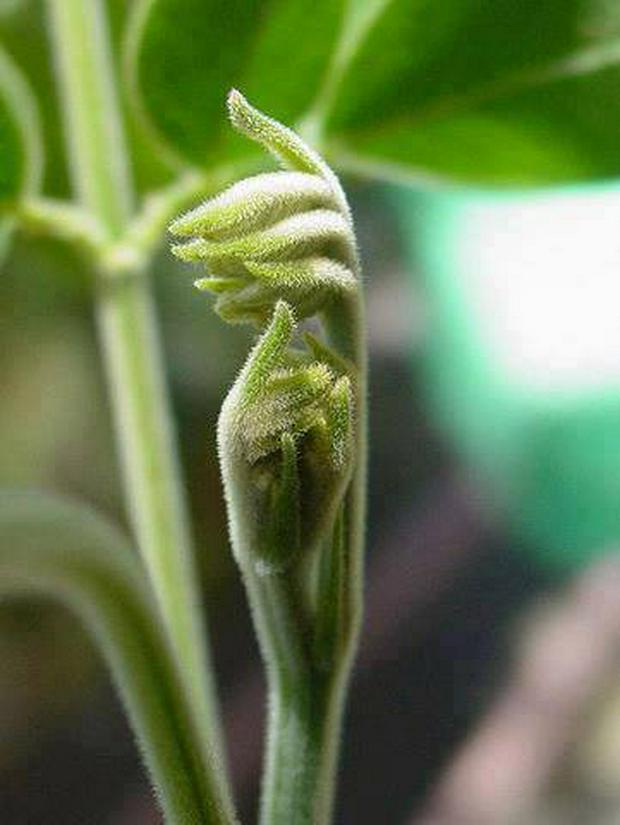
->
94, 271, 229, 771
219, 416, 318, 821
248, 572, 320, 825
254, 545, 357, 825
44, 0, 233, 816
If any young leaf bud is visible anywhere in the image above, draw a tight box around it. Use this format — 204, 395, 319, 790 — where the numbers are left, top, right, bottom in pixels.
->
169, 91, 359, 327
170, 94, 361, 579
219, 302, 354, 573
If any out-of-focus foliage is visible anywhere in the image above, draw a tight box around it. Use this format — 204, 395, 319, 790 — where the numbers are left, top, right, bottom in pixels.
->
125, 0, 348, 169
127, 0, 620, 185
0, 45, 41, 201
326, 0, 620, 182
0, 43, 41, 265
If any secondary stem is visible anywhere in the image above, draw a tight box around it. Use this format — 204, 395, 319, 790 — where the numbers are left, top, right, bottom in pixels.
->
308, 294, 368, 824
45, 0, 234, 817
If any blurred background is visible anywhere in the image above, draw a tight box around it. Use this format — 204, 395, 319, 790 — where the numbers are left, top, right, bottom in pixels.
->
3, 1, 620, 823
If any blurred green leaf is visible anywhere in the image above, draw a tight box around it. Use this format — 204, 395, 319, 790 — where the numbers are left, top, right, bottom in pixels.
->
125, 0, 620, 185
0, 44, 42, 204
324, 0, 620, 183
0, 490, 223, 823
0, 0, 28, 16
0, 43, 42, 268
124, 0, 347, 168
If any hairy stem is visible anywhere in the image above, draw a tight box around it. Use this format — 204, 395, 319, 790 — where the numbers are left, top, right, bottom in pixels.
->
223, 296, 366, 825
256, 295, 367, 825
265, 295, 367, 825
44, 0, 234, 817
312, 295, 367, 824
220, 446, 320, 824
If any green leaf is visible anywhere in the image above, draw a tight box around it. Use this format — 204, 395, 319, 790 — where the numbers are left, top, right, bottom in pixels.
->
0, 44, 43, 268
124, 0, 347, 168
0, 491, 234, 825
0, 0, 25, 16
0, 44, 42, 205
324, 0, 620, 183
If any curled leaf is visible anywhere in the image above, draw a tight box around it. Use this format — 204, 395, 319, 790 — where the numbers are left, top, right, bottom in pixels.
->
171, 95, 360, 575
220, 302, 354, 571
170, 171, 336, 240
170, 91, 358, 325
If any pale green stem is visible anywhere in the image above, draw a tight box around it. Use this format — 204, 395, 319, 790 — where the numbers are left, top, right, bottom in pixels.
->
221, 444, 320, 824
218, 366, 321, 822
45, 0, 132, 238
256, 518, 356, 825
18, 196, 106, 253
267, 292, 367, 825
248, 572, 318, 825
313, 293, 367, 824
273, 292, 367, 825
44, 0, 234, 817
93, 271, 232, 775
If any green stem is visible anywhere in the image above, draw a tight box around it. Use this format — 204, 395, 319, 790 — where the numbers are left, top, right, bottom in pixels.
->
219, 405, 320, 822
93, 271, 230, 773
18, 196, 105, 253
223, 293, 367, 825
45, 0, 132, 238
235, 553, 321, 825
267, 296, 367, 825
310, 294, 368, 825
44, 0, 234, 818
257, 515, 353, 825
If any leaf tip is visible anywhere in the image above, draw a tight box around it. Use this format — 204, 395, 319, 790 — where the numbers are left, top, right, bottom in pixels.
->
227, 87, 252, 130
272, 298, 296, 331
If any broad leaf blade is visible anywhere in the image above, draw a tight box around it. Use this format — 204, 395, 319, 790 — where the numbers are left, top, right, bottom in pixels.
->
125, 0, 347, 168
325, 0, 620, 183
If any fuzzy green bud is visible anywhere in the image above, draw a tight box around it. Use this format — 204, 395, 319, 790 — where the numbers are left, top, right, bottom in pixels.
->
219, 302, 354, 572
169, 91, 359, 327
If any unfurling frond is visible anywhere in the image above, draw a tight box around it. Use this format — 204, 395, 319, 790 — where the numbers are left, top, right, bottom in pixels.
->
169, 90, 359, 326
169, 93, 360, 576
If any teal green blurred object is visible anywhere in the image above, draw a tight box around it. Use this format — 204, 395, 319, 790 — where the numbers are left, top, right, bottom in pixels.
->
394, 181, 620, 571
